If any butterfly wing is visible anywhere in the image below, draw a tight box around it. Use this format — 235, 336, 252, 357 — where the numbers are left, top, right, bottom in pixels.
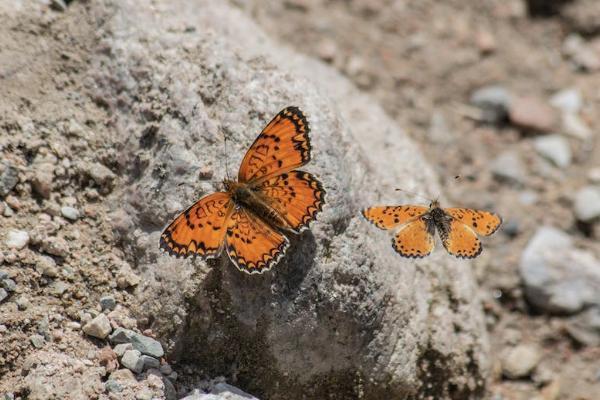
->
440, 218, 482, 259
392, 217, 435, 258
238, 107, 311, 183
444, 208, 502, 236
362, 205, 429, 230
225, 208, 290, 274
254, 171, 325, 233
160, 192, 233, 258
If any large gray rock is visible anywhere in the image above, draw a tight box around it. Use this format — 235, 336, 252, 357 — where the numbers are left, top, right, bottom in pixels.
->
90, 0, 488, 398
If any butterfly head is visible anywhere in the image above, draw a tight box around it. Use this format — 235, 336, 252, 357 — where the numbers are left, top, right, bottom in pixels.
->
429, 199, 441, 210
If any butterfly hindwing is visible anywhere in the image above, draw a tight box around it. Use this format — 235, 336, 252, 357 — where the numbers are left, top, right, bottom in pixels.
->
444, 208, 502, 236
392, 217, 435, 258
362, 205, 429, 230
255, 170, 326, 233
160, 192, 233, 258
238, 107, 311, 183
440, 218, 482, 259
225, 208, 290, 273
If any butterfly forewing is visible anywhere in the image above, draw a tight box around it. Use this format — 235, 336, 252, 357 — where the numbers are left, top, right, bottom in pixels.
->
160, 192, 233, 258
362, 205, 429, 230
256, 170, 326, 233
225, 208, 290, 273
238, 107, 311, 183
444, 208, 502, 236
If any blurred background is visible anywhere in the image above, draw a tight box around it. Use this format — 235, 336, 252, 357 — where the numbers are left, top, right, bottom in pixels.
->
235, 0, 600, 399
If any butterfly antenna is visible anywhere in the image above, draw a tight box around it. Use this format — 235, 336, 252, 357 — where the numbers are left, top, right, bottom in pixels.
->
223, 132, 231, 181
395, 188, 431, 204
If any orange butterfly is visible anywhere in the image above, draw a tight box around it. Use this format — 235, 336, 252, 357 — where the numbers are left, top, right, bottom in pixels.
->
362, 200, 501, 258
160, 107, 326, 273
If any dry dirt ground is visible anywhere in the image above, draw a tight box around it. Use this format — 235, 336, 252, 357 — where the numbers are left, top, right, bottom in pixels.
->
240, 0, 600, 399
1, 0, 599, 399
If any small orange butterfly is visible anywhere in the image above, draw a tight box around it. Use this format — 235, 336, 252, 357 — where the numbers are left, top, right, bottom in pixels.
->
362, 199, 501, 258
160, 106, 326, 273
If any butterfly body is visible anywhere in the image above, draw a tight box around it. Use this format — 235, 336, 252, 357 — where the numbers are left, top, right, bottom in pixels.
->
160, 107, 325, 274
224, 179, 290, 230
362, 200, 501, 259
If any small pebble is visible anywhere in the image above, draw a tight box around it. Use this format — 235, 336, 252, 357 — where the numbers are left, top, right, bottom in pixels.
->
490, 151, 526, 184
159, 364, 173, 375
60, 206, 80, 221
533, 134, 572, 168
501, 344, 541, 379
100, 295, 117, 311
113, 343, 133, 357
574, 186, 600, 222
470, 85, 512, 123
105, 380, 123, 393
141, 355, 160, 370
121, 349, 144, 373
509, 96, 558, 132
5, 230, 30, 250
550, 88, 582, 113
588, 168, 600, 183
0, 288, 8, 303
561, 112, 592, 139
16, 296, 30, 310
82, 314, 112, 339
2, 278, 17, 292
109, 368, 136, 382
30, 334, 46, 349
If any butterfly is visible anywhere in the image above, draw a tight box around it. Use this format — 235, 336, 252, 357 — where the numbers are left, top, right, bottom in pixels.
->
160, 106, 326, 273
362, 200, 501, 258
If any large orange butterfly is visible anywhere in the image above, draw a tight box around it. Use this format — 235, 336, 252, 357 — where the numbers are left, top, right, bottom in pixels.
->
160, 107, 326, 273
362, 200, 501, 258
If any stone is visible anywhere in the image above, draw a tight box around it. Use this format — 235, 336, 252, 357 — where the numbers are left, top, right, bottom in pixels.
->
37, 255, 59, 278
562, 0, 600, 36
87, 0, 490, 397
87, 162, 116, 190
5, 229, 29, 249
109, 368, 137, 382
550, 88, 582, 113
563, 34, 600, 71
100, 295, 117, 311
40, 237, 69, 257
0, 288, 8, 303
520, 226, 600, 314
31, 169, 54, 199
113, 343, 134, 357
50, 0, 68, 12
574, 186, 600, 222
30, 334, 46, 349
470, 85, 512, 123
508, 96, 558, 132
140, 355, 160, 370
588, 167, 600, 183
60, 206, 80, 221
121, 349, 144, 373
501, 344, 541, 379
212, 383, 259, 399
0, 162, 19, 197
131, 333, 164, 358
108, 327, 135, 344
82, 314, 112, 339
2, 278, 16, 293
533, 134, 571, 168
16, 296, 30, 310
490, 150, 526, 184
105, 380, 123, 393
565, 307, 600, 346
159, 364, 173, 375
50, 281, 69, 296
561, 112, 592, 139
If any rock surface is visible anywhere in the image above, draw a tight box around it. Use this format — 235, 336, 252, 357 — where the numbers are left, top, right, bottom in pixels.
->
88, 0, 490, 398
